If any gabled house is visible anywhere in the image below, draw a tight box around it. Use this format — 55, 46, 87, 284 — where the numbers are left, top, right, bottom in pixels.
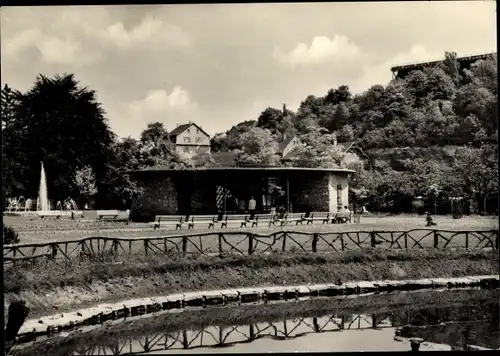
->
169, 121, 211, 156
278, 133, 301, 159
335, 138, 372, 170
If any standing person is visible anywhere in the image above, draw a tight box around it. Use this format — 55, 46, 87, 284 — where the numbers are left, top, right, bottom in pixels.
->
344, 206, 350, 212
238, 198, 246, 213
248, 196, 256, 220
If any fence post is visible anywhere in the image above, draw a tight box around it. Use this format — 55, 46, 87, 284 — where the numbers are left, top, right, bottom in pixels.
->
465, 232, 469, 249
312, 233, 318, 253
404, 233, 408, 249
370, 232, 376, 248
248, 233, 254, 255
218, 233, 223, 255
51, 244, 57, 259
340, 234, 345, 251
282, 232, 287, 252
433, 230, 439, 249
182, 237, 187, 254
144, 240, 148, 257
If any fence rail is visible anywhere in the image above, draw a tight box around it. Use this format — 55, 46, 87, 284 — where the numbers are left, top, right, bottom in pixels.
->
3, 229, 498, 265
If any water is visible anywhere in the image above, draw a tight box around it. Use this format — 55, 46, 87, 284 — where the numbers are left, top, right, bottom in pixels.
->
38, 162, 49, 211
12, 289, 499, 355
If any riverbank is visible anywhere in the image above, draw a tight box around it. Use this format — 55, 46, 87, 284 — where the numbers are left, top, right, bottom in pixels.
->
4, 248, 498, 320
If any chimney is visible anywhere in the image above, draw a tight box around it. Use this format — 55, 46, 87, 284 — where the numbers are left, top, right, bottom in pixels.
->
176, 123, 179, 128
333, 133, 337, 146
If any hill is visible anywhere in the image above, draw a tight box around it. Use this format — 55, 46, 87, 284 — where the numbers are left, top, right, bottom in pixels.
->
210, 52, 498, 215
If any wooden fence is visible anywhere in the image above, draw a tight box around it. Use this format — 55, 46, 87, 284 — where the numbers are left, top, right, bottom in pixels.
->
3, 229, 498, 265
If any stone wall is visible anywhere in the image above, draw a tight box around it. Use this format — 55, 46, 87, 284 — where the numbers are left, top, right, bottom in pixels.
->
290, 172, 330, 212
290, 172, 350, 213
131, 174, 178, 220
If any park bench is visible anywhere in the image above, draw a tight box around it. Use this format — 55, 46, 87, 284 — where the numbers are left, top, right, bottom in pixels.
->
304, 212, 331, 224
96, 210, 130, 224
218, 214, 249, 228
248, 213, 275, 228
37, 211, 64, 219
334, 212, 352, 223
186, 215, 217, 229
273, 213, 304, 227
151, 215, 183, 230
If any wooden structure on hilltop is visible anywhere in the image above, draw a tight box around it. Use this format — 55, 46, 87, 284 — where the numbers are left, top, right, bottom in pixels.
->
390, 52, 496, 80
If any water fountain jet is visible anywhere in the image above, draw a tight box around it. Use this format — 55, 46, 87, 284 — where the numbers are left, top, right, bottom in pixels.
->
38, 162, 49, 212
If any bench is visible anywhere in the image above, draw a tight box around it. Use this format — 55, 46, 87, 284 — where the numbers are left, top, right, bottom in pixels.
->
37, 211, 64, 219
304, 212, 331, 224
96, 210, 130, 224
273, 213, 304, 227
218, 214, 249, 228
151, 215, 183, 230
334, 212, 352, 223
186, 215, 216, 229
247, 214, 275, 228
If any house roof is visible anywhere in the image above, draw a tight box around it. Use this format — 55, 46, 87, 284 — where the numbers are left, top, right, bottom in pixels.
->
128, 166, 355, 174
169, 122, 209, 137
278, 135, 295, 153
337, 141, 370, 158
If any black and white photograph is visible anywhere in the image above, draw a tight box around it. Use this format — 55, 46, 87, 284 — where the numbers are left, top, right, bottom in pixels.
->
2, 1, 498, 354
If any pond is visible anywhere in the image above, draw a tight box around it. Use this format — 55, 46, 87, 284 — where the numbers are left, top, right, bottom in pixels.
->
11, 288, 499, 355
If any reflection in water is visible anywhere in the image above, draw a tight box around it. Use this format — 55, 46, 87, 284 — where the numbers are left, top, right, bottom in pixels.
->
13, 291, 499, 355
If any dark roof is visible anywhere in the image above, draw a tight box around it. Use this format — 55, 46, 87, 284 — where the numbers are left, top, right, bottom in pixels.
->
278, 135, 296, 153
128, 167, 355, 174
169, 122, 209, 137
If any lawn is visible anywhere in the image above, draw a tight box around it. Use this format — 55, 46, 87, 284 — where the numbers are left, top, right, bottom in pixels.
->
3, 214, 498, 262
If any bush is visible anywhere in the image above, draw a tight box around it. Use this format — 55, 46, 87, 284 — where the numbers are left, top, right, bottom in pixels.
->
3, 225, 20, 244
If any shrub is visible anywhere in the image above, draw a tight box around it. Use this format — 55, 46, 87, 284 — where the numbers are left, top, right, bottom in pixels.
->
3, 225, 20, 244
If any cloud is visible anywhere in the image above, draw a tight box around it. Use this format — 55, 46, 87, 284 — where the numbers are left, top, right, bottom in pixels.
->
2, 27, 99, 65
1, 8, 192, 65
274, 35, 360, 67
88, 16, 193, 50
129, 86, 197, 115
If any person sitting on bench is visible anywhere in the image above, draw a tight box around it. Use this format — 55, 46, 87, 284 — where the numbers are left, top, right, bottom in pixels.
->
426, 212, 437, 226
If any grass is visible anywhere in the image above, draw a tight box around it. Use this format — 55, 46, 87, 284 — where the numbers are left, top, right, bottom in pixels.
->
12, 289, 499, 356
4, 248, 498, 320
4, 214, 498, 244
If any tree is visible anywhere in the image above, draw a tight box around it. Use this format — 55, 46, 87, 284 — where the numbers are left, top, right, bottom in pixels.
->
235, 127, 281, 166
256, 107, 286, 135
325, 85, 352, 105
441, 51, 461, 85
140, 122, 170, 151
325, 102, 350, 132
453, 144, 498, 214
337, 124, 355, 143
74, 166, 98, 206
287, 129, 346, 168
2, 74, 115, 205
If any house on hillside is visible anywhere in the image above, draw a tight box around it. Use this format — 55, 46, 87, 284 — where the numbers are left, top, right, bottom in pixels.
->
336, 140, 371, 167
278, 133, 302, 159
169, 121, 211, 156
278, 132, 371, 168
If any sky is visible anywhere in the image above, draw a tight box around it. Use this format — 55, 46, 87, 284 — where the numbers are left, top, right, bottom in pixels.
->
1, 2, 496, 139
